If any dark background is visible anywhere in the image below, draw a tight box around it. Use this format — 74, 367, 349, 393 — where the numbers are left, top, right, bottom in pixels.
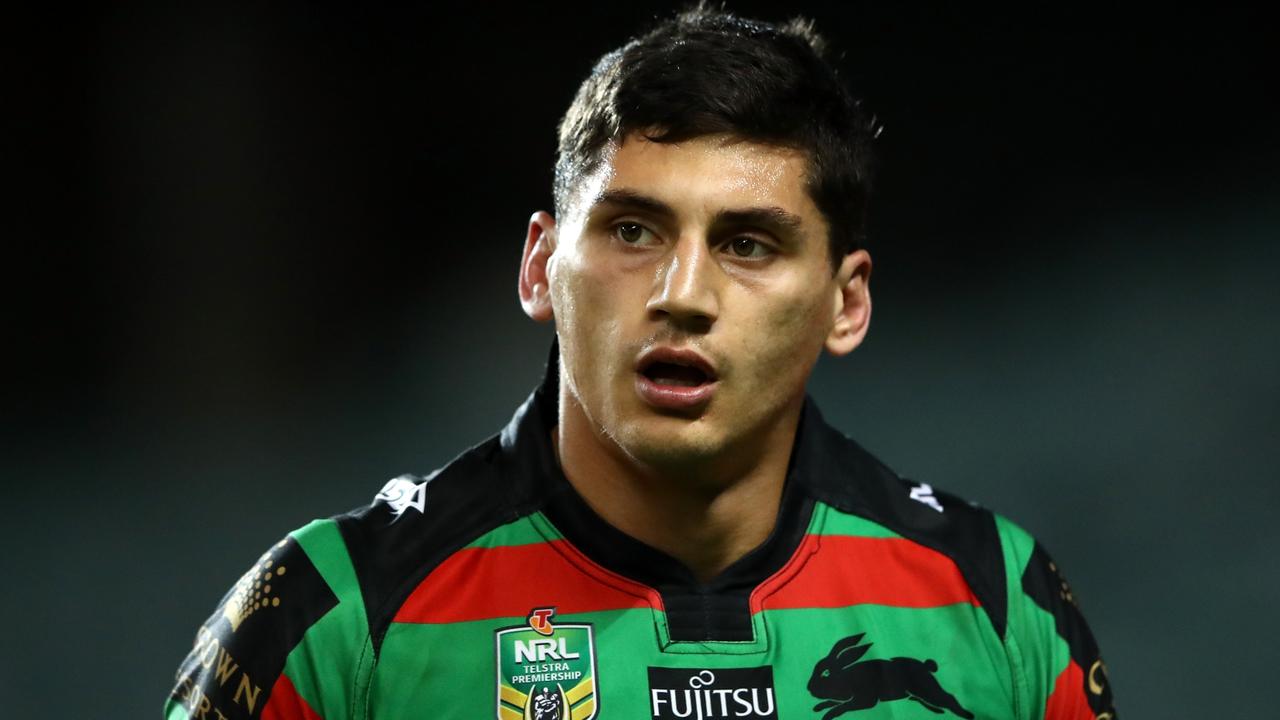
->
6, 2, 1277, 717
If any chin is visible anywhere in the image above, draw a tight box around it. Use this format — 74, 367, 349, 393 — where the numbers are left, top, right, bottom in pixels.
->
614, 414, 728, 468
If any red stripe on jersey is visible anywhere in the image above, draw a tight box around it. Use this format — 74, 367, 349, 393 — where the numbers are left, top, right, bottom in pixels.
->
753, 535, 980, 612
1044, 660, 1096, 720
261, 673, 324, 720
394, 540, 657, 624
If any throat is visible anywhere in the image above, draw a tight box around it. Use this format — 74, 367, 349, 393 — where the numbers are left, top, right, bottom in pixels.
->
541, 443, 814, 640
552, 380, 803, 583
560, 430, 785, 581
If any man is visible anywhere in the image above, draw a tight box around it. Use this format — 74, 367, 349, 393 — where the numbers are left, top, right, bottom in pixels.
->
167, 7, 1116, 720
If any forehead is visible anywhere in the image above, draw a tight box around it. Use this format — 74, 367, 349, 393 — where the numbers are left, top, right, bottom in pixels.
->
571, 133, 824, 228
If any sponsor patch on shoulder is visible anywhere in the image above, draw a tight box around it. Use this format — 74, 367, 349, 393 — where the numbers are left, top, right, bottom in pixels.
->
169, 535, 338, 719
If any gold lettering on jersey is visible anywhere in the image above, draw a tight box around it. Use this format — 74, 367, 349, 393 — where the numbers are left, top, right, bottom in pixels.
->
1088, 659, 1109, 696
213, 648, 239, 686
175, 675, 232, 720
234, 673, 262, 714
174, 624, 264, 719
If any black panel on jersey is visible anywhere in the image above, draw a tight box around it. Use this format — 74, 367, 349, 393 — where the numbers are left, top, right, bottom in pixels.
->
795, 402, 1010, 639
335, 347, 567, 655
169, 536, 337, 720
1022, 542, 1117, 716
543, 468, 814, 642
335, 440, 514, 654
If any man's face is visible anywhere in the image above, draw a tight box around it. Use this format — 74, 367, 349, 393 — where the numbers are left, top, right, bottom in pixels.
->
538, 133, 867, 472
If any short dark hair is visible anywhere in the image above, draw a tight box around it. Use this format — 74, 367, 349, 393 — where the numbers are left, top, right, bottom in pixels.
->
554, 4, 880, 265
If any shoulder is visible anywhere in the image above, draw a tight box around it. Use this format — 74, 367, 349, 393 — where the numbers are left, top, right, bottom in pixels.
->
166, 518, 363, 720
992, 515, 1117, 717
797, 404, 1013, 636
166, 434, 534, 720
333, 434, 538, 646
796, 401, 1116, 716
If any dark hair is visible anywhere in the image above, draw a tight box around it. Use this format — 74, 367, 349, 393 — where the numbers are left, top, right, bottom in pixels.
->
554, 4, 880, 265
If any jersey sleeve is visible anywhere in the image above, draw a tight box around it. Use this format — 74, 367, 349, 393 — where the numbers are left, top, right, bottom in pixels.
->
995, 515, 1117, 720
165, 519, 375, 720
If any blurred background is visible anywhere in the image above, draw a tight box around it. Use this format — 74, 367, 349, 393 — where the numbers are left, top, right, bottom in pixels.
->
5, 2, 1277, 717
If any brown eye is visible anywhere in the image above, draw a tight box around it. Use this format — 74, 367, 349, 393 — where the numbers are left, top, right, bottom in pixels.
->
730, 237, 762, 257
617, 223, 645, 243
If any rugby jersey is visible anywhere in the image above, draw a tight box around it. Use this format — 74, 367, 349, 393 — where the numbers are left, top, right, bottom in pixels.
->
166, 359, 1116, 720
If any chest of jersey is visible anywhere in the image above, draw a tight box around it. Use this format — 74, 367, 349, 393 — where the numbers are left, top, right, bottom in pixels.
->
365, 508, 1014, 719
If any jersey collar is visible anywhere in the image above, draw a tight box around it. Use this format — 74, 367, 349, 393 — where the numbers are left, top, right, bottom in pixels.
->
498, 341, 834, 642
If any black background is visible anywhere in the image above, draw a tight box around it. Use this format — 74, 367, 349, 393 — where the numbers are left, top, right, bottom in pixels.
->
5, 2, 1277, 717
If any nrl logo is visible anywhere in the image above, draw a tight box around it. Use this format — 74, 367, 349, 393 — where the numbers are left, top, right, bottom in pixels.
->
495, 607, 598, 720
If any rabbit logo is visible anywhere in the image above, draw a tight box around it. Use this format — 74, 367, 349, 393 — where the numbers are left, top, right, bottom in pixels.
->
807, 633, 973, 719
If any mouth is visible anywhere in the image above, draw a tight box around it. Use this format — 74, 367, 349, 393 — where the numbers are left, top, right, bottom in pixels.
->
634, 347, 719, 410
640, 361, 712, 387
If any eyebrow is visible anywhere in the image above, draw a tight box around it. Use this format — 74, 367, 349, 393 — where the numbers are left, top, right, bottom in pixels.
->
590, 188, 806, 234
591, 189, 677, 220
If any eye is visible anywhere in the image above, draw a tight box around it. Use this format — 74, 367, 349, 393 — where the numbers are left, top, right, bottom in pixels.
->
725, 236, 771, 259
613, 222, 657, 246
821, 669, 830, 678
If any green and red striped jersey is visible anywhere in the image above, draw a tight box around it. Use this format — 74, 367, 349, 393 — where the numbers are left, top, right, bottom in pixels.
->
166, 363, 1116, 720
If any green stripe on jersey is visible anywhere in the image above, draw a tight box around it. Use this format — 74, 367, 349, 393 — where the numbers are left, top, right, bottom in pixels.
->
813, 502, 904, 538
163, 701, 189, 720
281, 519, 373, 719
464, 514, 564, 550
996, 514, 1071, 720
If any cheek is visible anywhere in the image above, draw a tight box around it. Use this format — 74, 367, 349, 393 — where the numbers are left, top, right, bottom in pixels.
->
551, 254, 618, 337
742, 286, 831, 379
549, 255, 635, 387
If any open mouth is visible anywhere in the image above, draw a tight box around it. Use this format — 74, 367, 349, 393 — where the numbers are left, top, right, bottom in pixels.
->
641, 361, 711, 387
634, 347, 719, 409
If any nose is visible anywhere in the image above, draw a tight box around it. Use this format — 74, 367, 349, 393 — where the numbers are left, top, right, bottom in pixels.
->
647, 235, 720, 331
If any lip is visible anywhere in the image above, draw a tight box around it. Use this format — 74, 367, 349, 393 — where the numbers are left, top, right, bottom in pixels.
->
634, 346, 719, 411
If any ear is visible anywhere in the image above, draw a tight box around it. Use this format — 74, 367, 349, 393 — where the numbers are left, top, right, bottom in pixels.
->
518, 211, 557, 323
824, 249, 872, 356
831, 633, 871, 666
838, 642, 871, 669
831, 633, 866, 657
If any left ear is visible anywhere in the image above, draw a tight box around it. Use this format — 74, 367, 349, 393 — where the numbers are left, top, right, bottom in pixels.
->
824, 249, 872, 356
519, 211, 558, 323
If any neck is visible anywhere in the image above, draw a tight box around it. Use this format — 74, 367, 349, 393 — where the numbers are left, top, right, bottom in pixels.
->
554, 386, 802, 583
